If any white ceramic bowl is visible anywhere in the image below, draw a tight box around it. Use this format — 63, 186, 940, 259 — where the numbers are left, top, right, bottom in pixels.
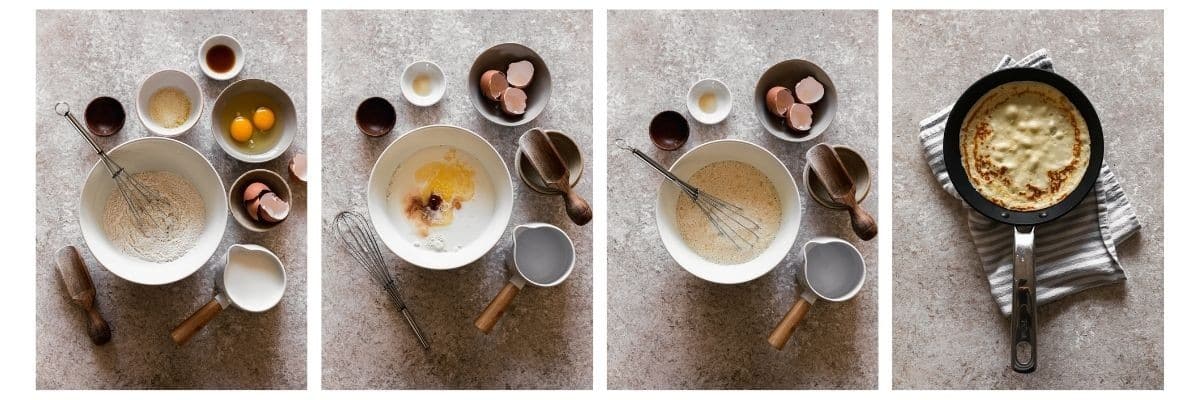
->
135, 69, 204, 137
78, 137, 228, 285
210, 79, 298, 163
197, 34, 245, 81
655, 139, 802, 284
367, 125, 514, 270
401, 60, 446, 107
686, 78, 732, 124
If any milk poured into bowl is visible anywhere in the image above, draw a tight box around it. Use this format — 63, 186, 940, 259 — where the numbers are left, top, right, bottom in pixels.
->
385, 145, 497, 252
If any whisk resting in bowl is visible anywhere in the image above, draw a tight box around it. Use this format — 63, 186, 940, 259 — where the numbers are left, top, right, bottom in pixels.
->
56, 102, 170, 235
334, 210, 429, 349
616, 140, 762, 250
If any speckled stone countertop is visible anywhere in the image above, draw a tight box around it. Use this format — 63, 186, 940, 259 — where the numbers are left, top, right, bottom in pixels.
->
892, 10, 1163, 389
321, 10, 593, 389
35, 10, 307, 389
607, 10, 878, 389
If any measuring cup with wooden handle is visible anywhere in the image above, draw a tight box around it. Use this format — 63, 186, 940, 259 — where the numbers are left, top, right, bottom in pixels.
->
475, 223, 575, 334
171, 244, 286, 345
54, 246, 111, 345
519, 128, 592, 225
806, 143, 877, 240
768, 237, 865, 350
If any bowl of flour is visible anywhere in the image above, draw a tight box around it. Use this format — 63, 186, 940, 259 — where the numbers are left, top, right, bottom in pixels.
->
78, 137, 227, 285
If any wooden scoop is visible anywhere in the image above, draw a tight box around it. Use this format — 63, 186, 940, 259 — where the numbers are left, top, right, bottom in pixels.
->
806, 144, 877, 240
519, 128, 592, 225
54, 246, 111, 345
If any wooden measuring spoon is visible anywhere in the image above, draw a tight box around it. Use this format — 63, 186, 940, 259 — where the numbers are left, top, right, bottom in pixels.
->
54, 246, 111, 345
806, 144, 877, 240
519, 128, 592, 225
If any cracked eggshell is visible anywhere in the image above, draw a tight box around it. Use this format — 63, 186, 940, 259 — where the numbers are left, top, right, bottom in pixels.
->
766, 86, 794, 117
795, 76, 825, 104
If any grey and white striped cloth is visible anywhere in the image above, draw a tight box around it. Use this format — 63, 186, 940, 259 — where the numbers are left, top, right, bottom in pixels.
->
918, 49, 1141, 316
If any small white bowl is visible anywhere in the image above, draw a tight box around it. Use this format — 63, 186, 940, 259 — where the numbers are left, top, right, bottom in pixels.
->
78, 137, 228, 285
198, 34, 245, 81
135, 69, 204, 137
655, 139, 802, 284
401, 61, 446, 107
367, 125, 514, 270
686, 78, 732, 124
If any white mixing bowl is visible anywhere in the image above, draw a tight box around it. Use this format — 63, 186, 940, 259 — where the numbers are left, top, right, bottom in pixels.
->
655, 139, 802, 284
367, 125, 514, 270
78, 137, 228, 285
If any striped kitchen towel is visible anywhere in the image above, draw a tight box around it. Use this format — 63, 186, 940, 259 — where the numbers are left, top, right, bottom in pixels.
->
918, 49, 1141, 316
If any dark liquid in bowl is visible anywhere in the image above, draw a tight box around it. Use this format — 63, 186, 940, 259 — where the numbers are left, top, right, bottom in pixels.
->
206, 45, 236, 73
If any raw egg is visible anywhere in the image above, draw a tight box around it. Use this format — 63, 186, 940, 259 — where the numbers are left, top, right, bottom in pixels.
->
252, 106, 276, 131
230, 115, 253, 142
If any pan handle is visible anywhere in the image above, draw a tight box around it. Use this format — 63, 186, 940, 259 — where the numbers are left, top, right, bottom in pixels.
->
1011, 226, 1038, 373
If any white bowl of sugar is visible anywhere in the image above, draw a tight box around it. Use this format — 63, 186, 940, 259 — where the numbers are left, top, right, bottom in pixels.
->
78, 137, 227, 285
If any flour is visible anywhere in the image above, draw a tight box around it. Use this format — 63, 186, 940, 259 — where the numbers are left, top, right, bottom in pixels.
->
102, 171, 206, 263
413, 232, 463, 252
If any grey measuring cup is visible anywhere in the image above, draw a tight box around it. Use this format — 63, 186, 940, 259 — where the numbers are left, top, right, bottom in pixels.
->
474, 223, 575, 334
768, 237, 865, 350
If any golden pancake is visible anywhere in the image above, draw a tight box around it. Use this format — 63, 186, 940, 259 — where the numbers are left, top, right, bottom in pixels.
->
960, 81, 1090, 211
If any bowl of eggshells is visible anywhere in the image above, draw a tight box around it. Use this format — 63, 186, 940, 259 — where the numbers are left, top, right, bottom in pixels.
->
753, 59, 837, 143
229, 169, 293, 233
467, 42, 552, 127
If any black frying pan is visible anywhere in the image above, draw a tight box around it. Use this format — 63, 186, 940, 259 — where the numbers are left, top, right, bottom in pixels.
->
943, 68, 1104, 373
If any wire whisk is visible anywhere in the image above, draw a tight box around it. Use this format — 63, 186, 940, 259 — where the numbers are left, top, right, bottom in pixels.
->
56, 102, 170, 235
334, 210, 429, 349
616, 139, 763, 250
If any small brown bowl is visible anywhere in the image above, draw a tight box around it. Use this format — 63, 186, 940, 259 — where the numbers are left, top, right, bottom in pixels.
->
228, 169, 293, 232
516, 129, 583, 195
803, 145, 870, 209
84, 96, 125, 136
649, 110, 689, 151
356, 97, 396, 137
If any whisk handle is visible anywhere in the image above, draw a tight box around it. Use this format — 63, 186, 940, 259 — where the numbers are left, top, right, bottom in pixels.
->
399, 307, 430, 349
474, 281, 520, 334
55, 102, 106, 156
384, 283, 429, 349
628, 148, 698, 195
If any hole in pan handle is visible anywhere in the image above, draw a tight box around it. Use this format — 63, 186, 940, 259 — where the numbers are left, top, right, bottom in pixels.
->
1011, 225, 1038, 373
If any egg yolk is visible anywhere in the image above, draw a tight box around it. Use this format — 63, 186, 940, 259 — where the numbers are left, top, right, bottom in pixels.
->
230, 115, 253, 142
252, 106, 276, 131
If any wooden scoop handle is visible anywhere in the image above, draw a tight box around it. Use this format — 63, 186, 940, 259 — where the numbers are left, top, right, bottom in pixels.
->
768, 298, 812, 350
170, 298, 223, 346
474, 282, 521, 334
85, 306, 112, 345
558, 184, 593, 226
846, 201, 878, 240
